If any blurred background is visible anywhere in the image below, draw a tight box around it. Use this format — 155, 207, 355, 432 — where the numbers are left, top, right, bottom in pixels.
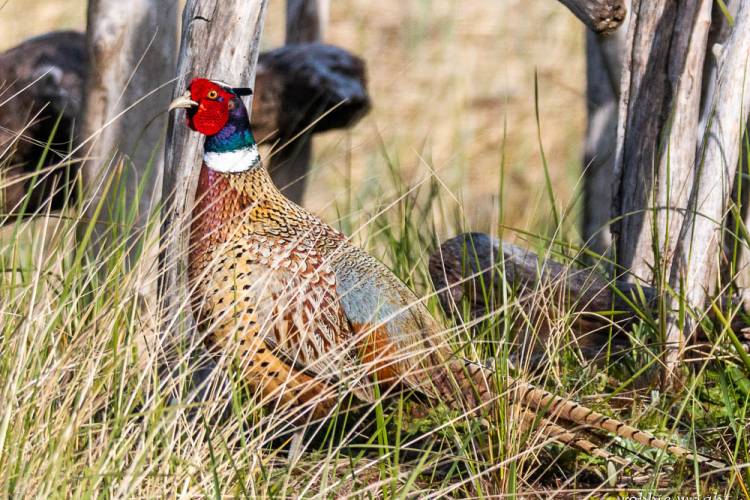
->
0, 0, 585, 238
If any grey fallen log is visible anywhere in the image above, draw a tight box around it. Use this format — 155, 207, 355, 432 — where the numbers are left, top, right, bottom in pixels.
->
429, 233, 750, 359
555, 0, 627, 36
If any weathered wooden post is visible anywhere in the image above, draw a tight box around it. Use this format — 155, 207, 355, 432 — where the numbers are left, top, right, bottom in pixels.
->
663, 0, 750, 380
79, 0, 177, 260
159, 0, 269, 348
287, 0, 329, 43
612, 1, 713, 284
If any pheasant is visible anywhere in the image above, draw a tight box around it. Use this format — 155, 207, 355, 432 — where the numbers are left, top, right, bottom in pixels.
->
169, 78, 722, 469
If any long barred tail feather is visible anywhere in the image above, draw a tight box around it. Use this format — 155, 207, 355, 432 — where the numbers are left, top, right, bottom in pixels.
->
510, 379, 726, 470
433, 361, 632, 466
430, 359, 725, 469
520, 411, 632, 467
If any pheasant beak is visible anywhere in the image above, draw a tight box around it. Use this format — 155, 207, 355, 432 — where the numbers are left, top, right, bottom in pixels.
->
168, 91, 198, 111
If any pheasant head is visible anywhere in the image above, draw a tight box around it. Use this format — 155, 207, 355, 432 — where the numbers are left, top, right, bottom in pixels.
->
169, 77, 285, 286
169, 78, 257, 173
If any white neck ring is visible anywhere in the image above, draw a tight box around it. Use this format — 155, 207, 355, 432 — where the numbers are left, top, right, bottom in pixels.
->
203, 145, 260, 173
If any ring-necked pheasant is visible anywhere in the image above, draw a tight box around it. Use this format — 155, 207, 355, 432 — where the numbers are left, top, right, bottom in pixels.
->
169, 78, 722, 469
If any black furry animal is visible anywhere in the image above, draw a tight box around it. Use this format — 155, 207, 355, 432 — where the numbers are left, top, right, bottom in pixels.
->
0, 31, 86, 219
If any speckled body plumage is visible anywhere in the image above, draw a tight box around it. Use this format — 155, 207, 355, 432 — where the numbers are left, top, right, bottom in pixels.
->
176, 78, 722, 468
189, 163, 454, 416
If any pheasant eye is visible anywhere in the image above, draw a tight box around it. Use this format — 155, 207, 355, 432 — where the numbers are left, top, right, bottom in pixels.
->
207, 90, 219, 99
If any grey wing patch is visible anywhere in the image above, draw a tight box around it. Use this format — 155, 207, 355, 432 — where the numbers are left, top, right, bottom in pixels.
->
332, 246, 436, 338
331, 245, 451, 398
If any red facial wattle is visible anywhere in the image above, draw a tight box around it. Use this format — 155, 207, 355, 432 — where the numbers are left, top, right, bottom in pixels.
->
185, 78, 233, 136
188, 100, 228, 135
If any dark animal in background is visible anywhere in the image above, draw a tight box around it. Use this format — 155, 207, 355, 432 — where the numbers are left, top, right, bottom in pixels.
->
0, 31, 370, 222
0, 31, 86, 218
255, 42, 369, 203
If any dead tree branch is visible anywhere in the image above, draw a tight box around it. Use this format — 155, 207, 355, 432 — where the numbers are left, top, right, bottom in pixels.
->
556, 0, 627, 36
582, 30, 621, 253
0, 32, 85, 222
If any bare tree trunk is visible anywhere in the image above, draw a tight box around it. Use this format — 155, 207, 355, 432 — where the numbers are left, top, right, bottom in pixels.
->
555, 0, 627, 36
582, 35, 616, 255
267, 0, 329, 204
79, 0, 177, 261
159, 0, 269, 347
713, 1, 750, 288
612, 0, 712, 283
580, 0, 630, 255
664, 1, 750, 381
582, 1, 629, 256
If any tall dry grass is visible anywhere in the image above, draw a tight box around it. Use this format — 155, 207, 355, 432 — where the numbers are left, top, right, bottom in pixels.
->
0, 121, 744, 496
